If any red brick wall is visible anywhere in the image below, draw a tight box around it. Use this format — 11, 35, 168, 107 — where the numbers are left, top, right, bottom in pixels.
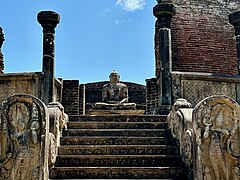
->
169, 0, 240, 75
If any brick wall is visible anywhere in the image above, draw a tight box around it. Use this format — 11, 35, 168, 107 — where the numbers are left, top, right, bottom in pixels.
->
166, 0, 240, 75
62, 80, 79, 115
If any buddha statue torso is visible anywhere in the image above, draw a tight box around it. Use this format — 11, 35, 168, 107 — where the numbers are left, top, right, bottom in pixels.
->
94, 70, 136, 110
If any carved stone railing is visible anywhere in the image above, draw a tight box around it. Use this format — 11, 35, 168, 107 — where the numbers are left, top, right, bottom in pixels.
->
167, 98, 193, 168
47, 102, 68, 168
0, 94, 68, 180
167, 96, 240, 179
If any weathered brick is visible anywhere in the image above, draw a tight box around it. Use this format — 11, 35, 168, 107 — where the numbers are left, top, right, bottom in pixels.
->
169, 0, 240, 75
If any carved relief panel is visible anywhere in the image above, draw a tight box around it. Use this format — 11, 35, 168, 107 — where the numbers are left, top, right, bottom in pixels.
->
182, 80, 236, 106
0, 94, 49, 180
193, 96, 240, 180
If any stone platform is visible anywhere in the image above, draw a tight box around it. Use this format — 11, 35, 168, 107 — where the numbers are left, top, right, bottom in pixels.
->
88, 109, 145, 115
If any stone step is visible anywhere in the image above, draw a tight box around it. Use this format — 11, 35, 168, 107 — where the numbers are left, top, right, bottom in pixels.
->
58, 145, 179, 155
50, 167, 187, 179
55, 155, 183, 167
69, 115, 167, 122
60, 136, 176, 145
67, 121, 167, 129
63, 129, 170, 137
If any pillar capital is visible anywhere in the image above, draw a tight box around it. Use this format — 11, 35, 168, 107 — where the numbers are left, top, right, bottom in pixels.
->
229, 11, 240, 35
37, 11, 60, 33
153, 3, 175, 28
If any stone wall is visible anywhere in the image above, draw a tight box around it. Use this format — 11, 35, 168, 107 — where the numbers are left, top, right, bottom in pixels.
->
169, 0, 240, 75
172, 72, 240, 106
0, 72, 62, 108
0, 73, 43, 104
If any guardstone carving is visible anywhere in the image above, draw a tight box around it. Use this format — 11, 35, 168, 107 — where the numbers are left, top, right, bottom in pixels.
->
168, 96, 240, 179
0, 94, 49, 180
193, 96, 240, 180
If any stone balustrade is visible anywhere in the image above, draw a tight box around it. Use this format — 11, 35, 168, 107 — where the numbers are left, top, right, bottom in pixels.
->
167, 96, 240, 179
47, 102, 68, 168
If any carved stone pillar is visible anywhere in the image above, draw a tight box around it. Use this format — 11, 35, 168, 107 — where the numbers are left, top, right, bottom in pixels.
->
79, 84, 86, 115
229, 11, 240, 75
0, 27, 5, 74
37, 11, 60, 104
145, 78, 159, 114
153, 1, 175, 114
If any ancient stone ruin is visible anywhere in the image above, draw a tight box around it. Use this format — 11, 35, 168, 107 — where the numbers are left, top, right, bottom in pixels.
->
0, 0, 240, 179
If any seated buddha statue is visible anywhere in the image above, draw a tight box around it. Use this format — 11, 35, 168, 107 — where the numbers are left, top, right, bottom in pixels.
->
95, 70, 136, 110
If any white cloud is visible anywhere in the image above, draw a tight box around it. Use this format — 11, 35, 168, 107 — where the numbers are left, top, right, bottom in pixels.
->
116, 0, 146, 12
100, 8, 111, 16
115, 18, 133, 25
115, 19, 126, 25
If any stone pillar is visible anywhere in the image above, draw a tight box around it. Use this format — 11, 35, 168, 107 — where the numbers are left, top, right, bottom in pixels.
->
153, 1, 175, 114
229, 11, 240, 75
146, 79, 152, 114
79, 84, 86, 115
146, 78, 159, 114
0, 27, 5, 74
37, 11, 60, 104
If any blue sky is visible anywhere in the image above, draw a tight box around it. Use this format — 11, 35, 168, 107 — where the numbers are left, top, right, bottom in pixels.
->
0, 0, 156, 84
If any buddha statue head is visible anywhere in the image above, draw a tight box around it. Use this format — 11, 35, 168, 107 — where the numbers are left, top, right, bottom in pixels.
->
109, 70, 120, 84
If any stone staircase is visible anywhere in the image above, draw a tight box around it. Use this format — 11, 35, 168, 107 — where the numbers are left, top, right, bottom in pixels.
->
50, 115, 188, 179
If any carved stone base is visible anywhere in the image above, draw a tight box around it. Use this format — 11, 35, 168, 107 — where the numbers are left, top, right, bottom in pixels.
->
88, 109, 144, 115
94, 102, 136, 110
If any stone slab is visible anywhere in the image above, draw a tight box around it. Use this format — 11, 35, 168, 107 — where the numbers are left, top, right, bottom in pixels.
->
88, 109, 145, 115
